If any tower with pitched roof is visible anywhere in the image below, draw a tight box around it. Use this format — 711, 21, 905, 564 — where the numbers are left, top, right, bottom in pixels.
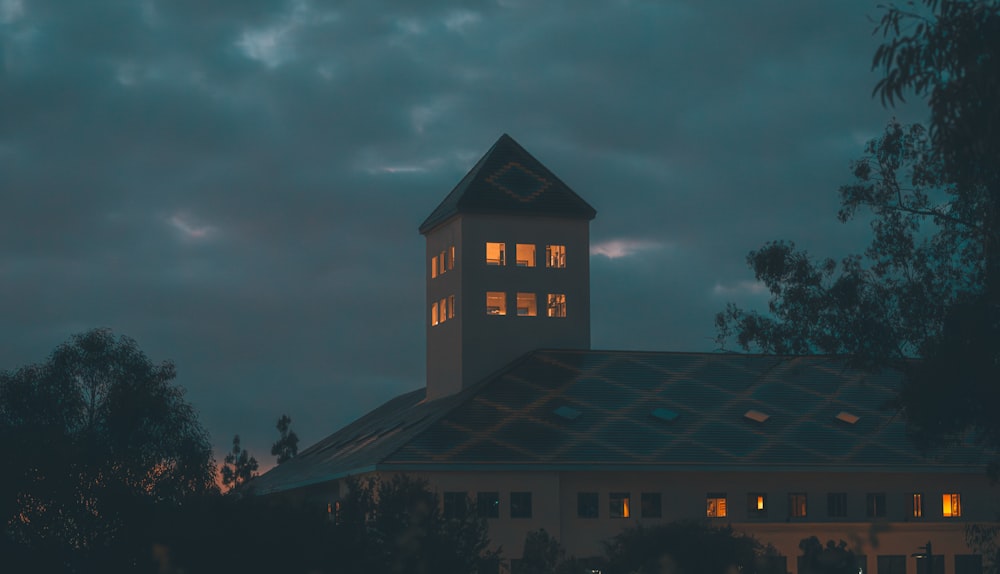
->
419, 134, 597, 400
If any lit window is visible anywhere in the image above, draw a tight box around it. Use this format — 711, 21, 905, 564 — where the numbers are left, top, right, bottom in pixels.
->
641, 493, 661, 518
706, 494, 727, 517
609, 492, 630, 518
477, 492, 499, 518
788, 493, 807, 518
449, 246, 455, 270
486, 292, 506, 316
943, 493, 961, 517
431, 301, 439, 326
546, 245, 566, 268
448, 295, 455, 319
486, 242, 505, 266
439, 250, 446, 275
443, 492, 468, 519
911, 493, 923, 518
517, 293, 537, 316
827, 493, 847, 517
510, 492, 532, 518
547, 294, 566, 317
516, 244, 536, 267
747, 493, 767, 517
866, 492, 886, 518
431, 255, 439, 278
577, 492, 598, 518
439, 298, 447, 324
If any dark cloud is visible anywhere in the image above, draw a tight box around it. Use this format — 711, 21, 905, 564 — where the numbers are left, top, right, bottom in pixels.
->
1, 0, 926, 463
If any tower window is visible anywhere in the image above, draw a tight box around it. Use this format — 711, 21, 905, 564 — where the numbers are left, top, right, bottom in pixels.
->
609, 492, 631, 518
486, 242, 505, 266
448, 295, 455, 319
431, 301, 439, 326
747, 493, 767, 517
546, 245, 566, 268
516, 244, 536, 267
486, 292, 506, 315
432, 255, 439, 278
517, 293, 537, 316
910, 493, 923, 517
449, 246, 455, 270
547, 294, 566, 317
943, 493, 961, 517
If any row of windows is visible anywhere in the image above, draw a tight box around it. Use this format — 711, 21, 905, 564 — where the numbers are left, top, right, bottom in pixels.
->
486, 243, 566, 268
487, 292, 566, 317
430, 246, 456, 278
430, 296, 455, 326
442, 491, 533, 519
705, 492, 962, 519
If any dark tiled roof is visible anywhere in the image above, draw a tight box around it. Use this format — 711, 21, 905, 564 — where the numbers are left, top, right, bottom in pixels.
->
418, 134, 597, 234
253, 350, 987, 495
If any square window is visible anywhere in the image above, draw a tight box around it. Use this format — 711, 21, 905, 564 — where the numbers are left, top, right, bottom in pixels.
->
546, 245, 566, 268
866, 493, 886, 518
943, 493, 961, 517
431, 301, 439, 326
788, 493, 807, 518
577, 492, 599, 518
517, 293, 537, 316
641, 493, 661, 518
477, 492, 499, 519
609, 492, 630, 518
910, 493, 923, 518
516, 244, 536, 267
547, 294, 566, 318
706, 494, 727, 518
443, 491, 467, 519
747, 493, 767, 517
486, 292, 506, 316
486, 242, 505, 266
828, 493, 847, 517
510, 492, 532, 518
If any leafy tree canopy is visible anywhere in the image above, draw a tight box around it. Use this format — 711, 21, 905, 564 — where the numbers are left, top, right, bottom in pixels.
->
221, 434, 259, 492
271, 413, 300, 465
798, 537, 858, 574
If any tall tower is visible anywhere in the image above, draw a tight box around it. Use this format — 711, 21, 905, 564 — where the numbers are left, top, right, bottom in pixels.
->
419, 134, 597, 400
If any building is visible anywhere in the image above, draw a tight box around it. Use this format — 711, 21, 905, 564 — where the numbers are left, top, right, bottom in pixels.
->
254, 134, 997, 574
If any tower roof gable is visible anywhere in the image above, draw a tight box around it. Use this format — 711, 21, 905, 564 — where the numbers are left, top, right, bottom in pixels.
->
419, 134, 597, 234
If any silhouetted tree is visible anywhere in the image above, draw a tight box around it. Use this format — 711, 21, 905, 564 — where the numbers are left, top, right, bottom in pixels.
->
0, 328, 216, 571
797, 537, 857, 574
271, 413, 299, 465
221, 434, 258, 492
716, 0, 1000, 470
518, 528, 565, 574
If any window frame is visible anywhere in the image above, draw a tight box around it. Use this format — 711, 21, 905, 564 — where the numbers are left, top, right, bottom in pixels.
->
747, 493, 768, 518
942, 492, 962, 517
866, 492, 887, 518
515, 243, 536, 267
486, 291, 507, 316
609, 492, 631, 519
640, 492, 662, 518
910, 492, 924, 518
443, 491, 468, 520
577, 492, 599, 519
477, 491, 499, 519
827, 492, 848, 518
510, 492, 532, 519
788, 492, 807, 518
546, 293, 566, 318
486, 242, 506, 266
517, 292, 538, 316
706, 493, 727, 518
545, 244, 566, 268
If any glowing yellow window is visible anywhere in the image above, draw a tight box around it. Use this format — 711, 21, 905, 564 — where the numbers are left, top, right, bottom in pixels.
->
448, 295, 455, 319
546, 245, 566, 268
609, 492, 630, 518
911, 493, 923, 517
438, 251, 446, 275
943, 493, 961, 517
547, 294, 566, 317
517, 293, 537, 316
439, 298, 447, 324
431, 301, 439, 326
431, 255, 439, 278
486, 292, 506, 315
516, 244, 536, 267
706, 494, 727, 517
747, 493, 767, 517
449, 246, 455, 270
486, 242, 505, 266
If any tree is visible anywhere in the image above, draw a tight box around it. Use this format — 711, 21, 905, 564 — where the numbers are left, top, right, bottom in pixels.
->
518, 529, 565, 574
271, 413, 300, 465
221, 434, 259, 492
0, 328, 216, 569
716, 0, 1000, 467
797, 537, 857, 574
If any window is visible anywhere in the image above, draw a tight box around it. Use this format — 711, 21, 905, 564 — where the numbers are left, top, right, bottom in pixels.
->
327, 500, 342, 524
486, 242, 505, 266
547, 293, 566, 317
448, 295, 455, 319
517, 293, 537, 316
910, 493, 923, 518
477, 492, 499, 518
866, 493, 887, 518
431, 297, 454, 326
432, 255, 439, 278
449, 246, 455, 270
577, 492, 598, 518
439, 298, 447, 324
516, 244, 536, 267
443, 491, 467, 519
706, 493, 727, 518
510, 492, 532, 518
955, 555, 983, 574
747, 493, 767, 517
828, 493, 848, 517
431, 301, 439, 326
788, 493, 807, 518
876, 555, 906, 574
432, 248, 452, 278
609, 492, 630, 518
546, 245, 566, 268
641, 493, 661, 518
943, 493, 961, 517
486, 292, 506, 315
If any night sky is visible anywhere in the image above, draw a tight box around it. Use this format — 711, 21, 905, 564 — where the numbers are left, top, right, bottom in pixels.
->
2, 0, 924, 469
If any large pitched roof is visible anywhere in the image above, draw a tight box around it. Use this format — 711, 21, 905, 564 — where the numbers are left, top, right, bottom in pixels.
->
253, 350, 987, 495
418, 134, 597, 234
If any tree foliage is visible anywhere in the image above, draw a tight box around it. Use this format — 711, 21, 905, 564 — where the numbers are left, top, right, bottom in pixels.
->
797, 537, 857, 574
271, 413, 300, 465
221, 434, 259, 492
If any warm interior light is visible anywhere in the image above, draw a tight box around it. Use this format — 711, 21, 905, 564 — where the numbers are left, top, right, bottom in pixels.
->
622, 497, 630, 518
486, 242, 505, 265
431, 301, 439, 325
757, 495, 765, 510
486, 292, 506, 315
943, 493, 961, 517
517, 292, 537, 316
516, 243, 536, 267
547, 293, 566, 317
546, 244, 566, 268
431, 255, 439, 278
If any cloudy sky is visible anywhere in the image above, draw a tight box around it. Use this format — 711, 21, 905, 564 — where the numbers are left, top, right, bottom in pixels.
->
1, 0, 925, 468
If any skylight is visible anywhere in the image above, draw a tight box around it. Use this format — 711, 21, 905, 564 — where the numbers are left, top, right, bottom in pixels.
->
553, 406, 581, 420
744, 409, 770, 423
651, 408, 679, 422
835, 411, 860, 424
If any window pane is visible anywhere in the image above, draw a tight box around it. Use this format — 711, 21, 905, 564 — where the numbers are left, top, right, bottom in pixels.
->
867, 493, 886, 517
510, 492, 532, 518
486, 292, 506, 316
439, 298, 447, 323
486, 242, 505, 265
828, 493, 847, 517
517, 293, 537, 316
477, 492, 499, 518
707, 494, 727, 517
789, 493, 807, 518
641, 493, 661, 518
516, 244, 536, 267
439, 250, 446, 274
431, 255, 439, 278
609, 492, 630, 518
911, 493, 923, 518
747, 493, 767, 517
443, 491, 467, 519
448, 295, 455, 319
431, 301, 439, 326
577, 492, 598, 518
449, 246, 455, 270
943, 493, 961, 517
547, 293, 566, 317
546, 245, 566, 268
